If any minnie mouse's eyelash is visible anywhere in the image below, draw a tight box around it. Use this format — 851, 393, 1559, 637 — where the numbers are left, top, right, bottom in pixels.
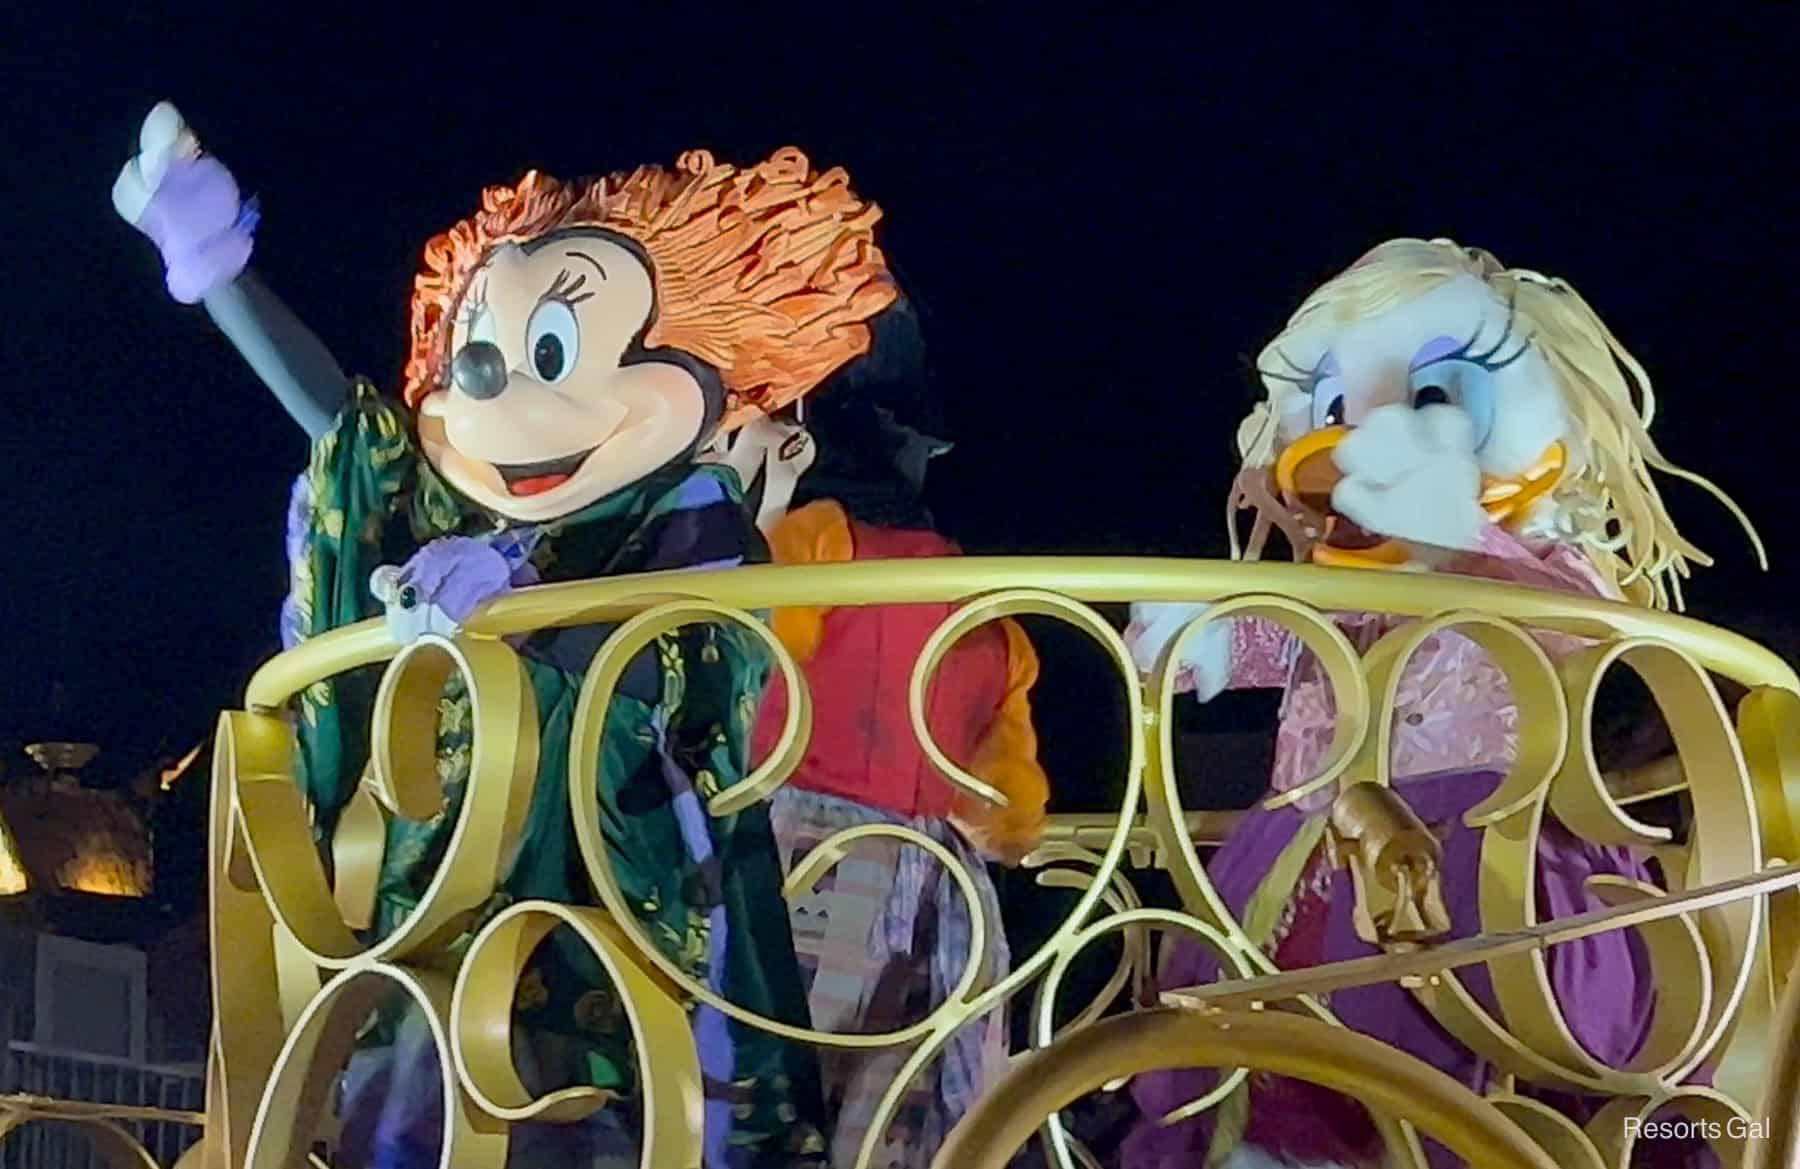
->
544, 268, 595, 306
454, 280, 490, 326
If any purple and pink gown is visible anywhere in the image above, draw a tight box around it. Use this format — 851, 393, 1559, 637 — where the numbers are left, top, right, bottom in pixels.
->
1122, 524, 1715, 1169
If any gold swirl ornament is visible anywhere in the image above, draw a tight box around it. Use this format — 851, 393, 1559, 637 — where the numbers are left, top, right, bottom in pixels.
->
229, 634, 541, 968
213, 634, 546, 1169
242, 964, 506, 1169
563, 598, 998, 1169
932, 1007, 1561, 1169
1401, 634, 1763, 1113
1131, 594, 1441, 1159
0, 1103, 162, 1169
203, 557, 1800, 1169
1738, 685, 1800, 976
211, 633, 542, 1168
451, 901, 703, 1169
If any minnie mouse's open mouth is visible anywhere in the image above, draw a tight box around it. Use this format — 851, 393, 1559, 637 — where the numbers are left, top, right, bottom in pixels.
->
495, 449, 595, 497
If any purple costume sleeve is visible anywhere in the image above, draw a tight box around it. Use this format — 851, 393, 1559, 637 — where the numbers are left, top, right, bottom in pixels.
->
279, 473, 310, 650
650, 710, 737, 1169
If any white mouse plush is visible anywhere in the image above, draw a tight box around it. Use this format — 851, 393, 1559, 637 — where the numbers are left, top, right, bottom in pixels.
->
368, 538, 517, 645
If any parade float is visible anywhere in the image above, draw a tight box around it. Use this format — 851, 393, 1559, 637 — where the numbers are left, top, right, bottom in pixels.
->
5, 103, 1799, 1169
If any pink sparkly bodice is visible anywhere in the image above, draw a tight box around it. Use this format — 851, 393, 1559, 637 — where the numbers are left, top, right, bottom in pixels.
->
1145, 525, 1618, 810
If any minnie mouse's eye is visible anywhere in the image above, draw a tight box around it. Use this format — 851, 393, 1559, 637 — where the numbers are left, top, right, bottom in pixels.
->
526, 300, 579, 384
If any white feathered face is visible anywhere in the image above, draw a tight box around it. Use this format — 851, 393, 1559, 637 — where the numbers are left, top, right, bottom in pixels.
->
1264, 275, 1574, 565
1271, 276, 1569, 477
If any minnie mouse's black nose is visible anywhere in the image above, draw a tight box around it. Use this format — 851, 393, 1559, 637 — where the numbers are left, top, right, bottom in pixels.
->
451, 341, 508, 400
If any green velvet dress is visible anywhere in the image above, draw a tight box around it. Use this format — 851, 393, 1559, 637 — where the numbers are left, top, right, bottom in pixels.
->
288, 380, 828, 1167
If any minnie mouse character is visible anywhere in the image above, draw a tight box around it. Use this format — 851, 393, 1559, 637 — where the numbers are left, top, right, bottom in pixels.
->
116, 101, 898, 1168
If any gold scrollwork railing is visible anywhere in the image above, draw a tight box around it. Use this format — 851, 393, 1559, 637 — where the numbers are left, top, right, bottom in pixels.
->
0, 1095, 205, 1169
82, 557, 1800, 1169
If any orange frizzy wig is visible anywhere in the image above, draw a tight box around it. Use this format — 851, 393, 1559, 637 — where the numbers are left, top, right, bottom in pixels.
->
402, 148, 897, 433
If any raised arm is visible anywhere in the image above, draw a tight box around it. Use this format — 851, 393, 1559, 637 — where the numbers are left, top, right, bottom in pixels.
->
113, 103, 347, 438
201, 272, 347, 439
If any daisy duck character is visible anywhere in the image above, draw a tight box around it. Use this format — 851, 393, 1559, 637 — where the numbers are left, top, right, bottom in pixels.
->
115, 101, 899, 1167
1121, 239, 1763, 1169
716, 297, 1050, 1168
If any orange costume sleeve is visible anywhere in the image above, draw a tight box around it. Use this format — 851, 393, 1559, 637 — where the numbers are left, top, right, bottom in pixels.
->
952, 618, 1051, 864
764, 498, 1051, 863
763, 499, 856, 659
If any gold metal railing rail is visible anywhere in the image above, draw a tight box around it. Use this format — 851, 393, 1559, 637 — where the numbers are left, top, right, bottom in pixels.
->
241, 558, 1800, 709
39, 557, 1794, 1169
0, 1094, 204, 1169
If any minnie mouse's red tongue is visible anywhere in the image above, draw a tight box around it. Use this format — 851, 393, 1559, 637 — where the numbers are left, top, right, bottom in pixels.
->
507, 474, 571, 497
497, 449, 593, 496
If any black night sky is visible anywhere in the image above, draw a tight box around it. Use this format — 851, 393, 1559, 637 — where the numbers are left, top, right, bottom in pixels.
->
2, 7, 1795, 787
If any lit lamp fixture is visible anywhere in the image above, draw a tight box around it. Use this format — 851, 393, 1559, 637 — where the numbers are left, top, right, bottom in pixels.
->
25, 741, 101, 783
16, 742, 149, 898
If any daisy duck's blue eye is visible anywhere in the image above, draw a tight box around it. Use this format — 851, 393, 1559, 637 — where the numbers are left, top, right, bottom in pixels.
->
1408, 304, 1531, 451
1409, 336, 1498, 448
1307, 351, 1345, 429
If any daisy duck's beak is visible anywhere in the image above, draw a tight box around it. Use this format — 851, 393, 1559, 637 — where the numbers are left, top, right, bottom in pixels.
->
1274, 426, 1570, 568
1477, 442, 1567, 525
1272, 426, 1411, 568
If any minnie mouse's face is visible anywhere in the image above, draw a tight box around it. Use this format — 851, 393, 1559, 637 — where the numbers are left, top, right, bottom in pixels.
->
415, 229, 714, 523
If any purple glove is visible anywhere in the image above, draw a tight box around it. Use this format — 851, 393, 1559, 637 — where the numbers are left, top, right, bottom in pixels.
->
370, 537, 516, 644
136, 156, 258, 304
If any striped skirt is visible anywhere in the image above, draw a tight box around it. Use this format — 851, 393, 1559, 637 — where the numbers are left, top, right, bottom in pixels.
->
769, 787, 1012, 1169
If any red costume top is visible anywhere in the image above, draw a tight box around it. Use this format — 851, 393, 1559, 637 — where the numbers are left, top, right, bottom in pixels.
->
750, 499, 1049, 859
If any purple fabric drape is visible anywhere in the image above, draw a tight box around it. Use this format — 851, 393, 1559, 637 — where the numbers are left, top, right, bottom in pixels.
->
1125, 770, 1713, 1169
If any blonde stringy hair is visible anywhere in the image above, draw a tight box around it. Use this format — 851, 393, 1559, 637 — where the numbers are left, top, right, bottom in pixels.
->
1229, 238, 1765, 610
403, 149, 896, 434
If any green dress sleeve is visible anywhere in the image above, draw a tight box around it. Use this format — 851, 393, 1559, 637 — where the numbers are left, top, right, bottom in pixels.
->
289, 378, 466, 841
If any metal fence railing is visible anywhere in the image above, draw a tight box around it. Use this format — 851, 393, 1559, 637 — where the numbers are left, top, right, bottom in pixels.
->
1, 1042, 204, 1169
